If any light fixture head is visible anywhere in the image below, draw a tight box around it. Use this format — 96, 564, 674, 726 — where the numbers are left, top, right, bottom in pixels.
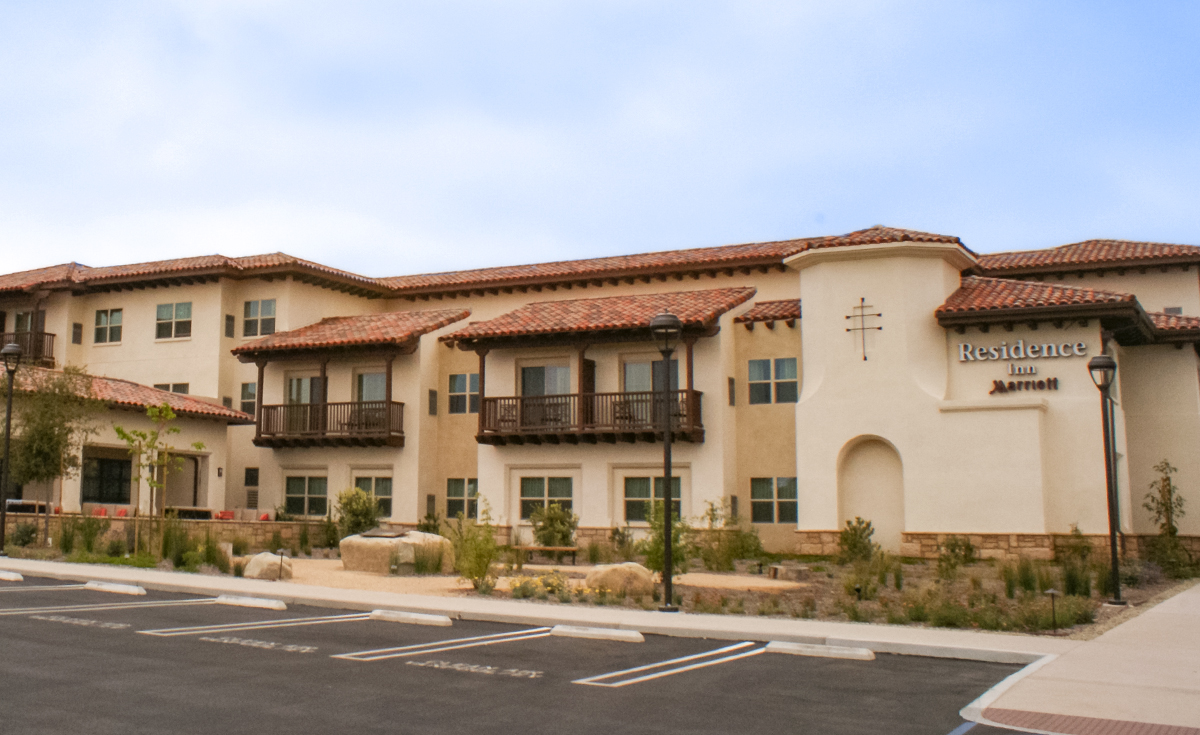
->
1, 343, 22, 373
649, 311, 683, 353
1087, 354, 1117, 391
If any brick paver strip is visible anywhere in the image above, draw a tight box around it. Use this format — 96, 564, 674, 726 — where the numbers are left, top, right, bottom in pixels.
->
985, 708, 1200, 735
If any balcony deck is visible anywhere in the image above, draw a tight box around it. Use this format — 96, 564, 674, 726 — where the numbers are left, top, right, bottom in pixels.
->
1, 332, 55, 367
254, 401, 405, 448
478, 390, 703, 445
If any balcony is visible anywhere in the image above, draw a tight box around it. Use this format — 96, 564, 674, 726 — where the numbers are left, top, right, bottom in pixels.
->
478, 390, 703, 446
1, 332, 55, 367
254, 401, 405, 448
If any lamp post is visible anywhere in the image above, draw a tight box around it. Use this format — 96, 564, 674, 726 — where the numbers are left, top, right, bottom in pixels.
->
0, 342, 23, 555
650, 311, 683, 612
1087, 353, 1123, 604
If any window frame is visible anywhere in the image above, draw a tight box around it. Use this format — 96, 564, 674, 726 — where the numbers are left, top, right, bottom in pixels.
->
155, 302, 192, 340
81, 457, 133, 504
240, 382, 257, 416
243, 299, 277, 338
448, 373, 480, 414
94, 308, 123, 344
284, 476, 328, 517
750, 477, 798, 524
355, 476, 393, 516
623, 476, 682, 523
519, 476, 573, 520
446, 478, 479, 520
748, 357, 798, 404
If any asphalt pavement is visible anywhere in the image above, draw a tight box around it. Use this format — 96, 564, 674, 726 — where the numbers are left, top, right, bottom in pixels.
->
0, 575, 1019, 735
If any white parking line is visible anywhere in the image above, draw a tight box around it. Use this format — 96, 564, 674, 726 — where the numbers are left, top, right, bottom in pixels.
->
0, 598, 217, 616
574, 642, 765, 688
140, 613, 371, 637
0, 584, 88, 593
334, 627, 552, 662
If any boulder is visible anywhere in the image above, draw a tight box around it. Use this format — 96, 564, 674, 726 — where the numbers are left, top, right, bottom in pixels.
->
585, 562, 655, 597
244, 552, 293, 581
340, 531, 455, 575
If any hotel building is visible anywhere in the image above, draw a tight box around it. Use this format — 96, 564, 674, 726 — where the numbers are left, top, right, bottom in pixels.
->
2, 226, 1198, 556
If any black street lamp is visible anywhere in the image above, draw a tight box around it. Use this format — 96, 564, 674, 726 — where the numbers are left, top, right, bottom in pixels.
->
650, 311, 683, 613
1087, 353, 1123, 604
1, 342, 23, 555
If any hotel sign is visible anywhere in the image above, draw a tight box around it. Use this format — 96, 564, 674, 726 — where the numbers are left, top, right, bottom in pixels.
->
956, 339, 1090, 396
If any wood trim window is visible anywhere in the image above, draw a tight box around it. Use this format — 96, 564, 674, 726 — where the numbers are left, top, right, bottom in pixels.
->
156, 302, 192, 339
95, 309, 122, 344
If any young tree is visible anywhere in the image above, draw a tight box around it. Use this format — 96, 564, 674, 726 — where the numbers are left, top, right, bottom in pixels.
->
114, 403, 205, 554
1144, 459, 1186, 537
7, 367, 104, 543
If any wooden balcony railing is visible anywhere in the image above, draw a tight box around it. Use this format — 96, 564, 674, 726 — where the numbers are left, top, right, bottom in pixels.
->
478, 390, 703, 445
0, 332, 55, 366
254, 401, 405, 448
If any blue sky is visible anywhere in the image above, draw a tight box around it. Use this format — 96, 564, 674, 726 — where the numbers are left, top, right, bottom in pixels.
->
1, 2, 1197, 277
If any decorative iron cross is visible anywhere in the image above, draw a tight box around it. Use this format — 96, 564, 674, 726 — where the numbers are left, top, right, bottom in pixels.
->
845, 297, 882, 361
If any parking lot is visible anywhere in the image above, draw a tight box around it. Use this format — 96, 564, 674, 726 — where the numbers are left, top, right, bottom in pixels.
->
0, 574, 1023, 735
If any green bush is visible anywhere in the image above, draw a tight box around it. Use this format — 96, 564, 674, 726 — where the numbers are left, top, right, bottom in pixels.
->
1055, 525, 1093, 565
1143, 536, 1196, 579
1017, 557, 1037, 593
58, 518, 78, 554
270, 529, 283, 552
936, 536, 977, 579
611, 526, 636, 562
233, 562, 245, 577
416, 512, 442, 535
336, 488, 382, 539
11, 523, 37, 548
298, 524, 311, 555
837, 517, 878, 564
413, 543, 444, 575
181, 550, 204, 572
321, 516, 340, 548
640, 500, 693, 575
105, 538, 126, 557
530, 502, 578, 558
202, 533, 231, 573
446, 501, 498, 593
893, 564, 904, 591
1001, 563, 1018, 599
161, 514, 195, 568
929, 599, 971, 628
231, 537, 249, 556
78, 516, 111, 554
696, 501, 763, 572
1061, 562, 1091, 597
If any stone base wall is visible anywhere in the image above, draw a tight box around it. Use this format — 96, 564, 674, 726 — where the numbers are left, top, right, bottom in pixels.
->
900, 532, 1200, 562
794, 531, 841, 556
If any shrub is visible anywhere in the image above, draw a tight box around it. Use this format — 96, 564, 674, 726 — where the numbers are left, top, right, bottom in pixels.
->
270, 529, 284, 552
11, 523, 37, 548
416, 512, 442, 535
1095, 561, 1115, 598
1016, 557, 1037, 593
58, 518, 79, 554
1144, 459, 1185, 537
233, 562, 245, 577
321, 516, 339, 548
231, 537, 249, 556
611, 526, 636, 562
202, 533, 231, 574
446, 500, 499, 593
937, 536, 977, 579
696, 501, 763, 572
1055, 525, 1093, 565
586, 541, 603, 565
298, 524, 311, 555
640, 500, 693, 575
161, 514, 196, 568
1001, 563, 1018, 599
510, 576, 539, 599
530, 502, 578, 558
79, 516, 110, 554
1036, 564, 1055, 593
274, 506, 295, 522
1143, 536, 1196, 579
929, 599, 971, 628
337, 488, 382, 539
893, 564, 904, 591
413, 543, 444, 575
1062, 562, 1091, 597
837, 517, 878, 564
105, 538, 126, 557
181, 550, 204, 572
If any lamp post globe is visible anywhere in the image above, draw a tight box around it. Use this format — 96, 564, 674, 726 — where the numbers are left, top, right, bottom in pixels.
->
649, 311, 682, 612
1087, 352, 1123, 604
1, 342, 24, 555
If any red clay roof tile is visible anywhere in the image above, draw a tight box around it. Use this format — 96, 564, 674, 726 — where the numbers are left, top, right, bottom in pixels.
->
1148, 311, 1200, 332
232, 309, 470, 356
733, 299, 801, 324
18, 368, 252, 423
979, 239, 1200, 274
444, 287, 756, 342
937, 276, 1136, 315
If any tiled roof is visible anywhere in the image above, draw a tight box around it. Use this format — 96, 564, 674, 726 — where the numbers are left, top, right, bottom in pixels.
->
233, 309, 470, 356
18, 368, 252, 423
803, 226, 968, 252
733, 299, 801, 324
978, 239, 1200, 274
444, 287, 757, 342
1148, 312, 1200, 333
937, 276, 1136, 316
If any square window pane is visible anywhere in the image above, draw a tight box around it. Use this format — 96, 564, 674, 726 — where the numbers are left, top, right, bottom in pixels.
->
469, 394, 480, 413
285, 497, 306, 515
547, 477, 573, 498
308, 477, 327, 496
96, 311, 108, 327
520, 477, 545, 498
749, 383, 772, 404
95, 327, 107, 344
624, 477, 651, 499
447, 478, 465, 498
653, 477, 681, 499
751, 501, 774, 523
355, 477, 373, 493
777, 501, 798, 524
241, 383, 256, 400
750, 478, 775, 500
175, 302, 192, 319
448, 395, 466, 414
156, 322, 173, 339
466, 479, 478, 497
243, 320, 259, 337
375, 478, 392, 497
625, 500, 649, 523
748, 359, 771, 382
520, 499, 543, 520
775, 381, 798, 403
447, 499, 464, 517
261, 300, 275, 317
157, 304, 174, 321
466, 498, 478, 518
776, 477, 797, 499
469, 373, 479, 393
244, 301, 258, 318
377, 498, 392, 515
110, 325, 122, 342
174, 320, 191, 338
551, 500, 572, 514
308, 497, 327, 516
260, 318, 275, 335
449, 374, 466, 393
286, 477, 306, 496
774, 358, 797, 380
110, 310, 121, 326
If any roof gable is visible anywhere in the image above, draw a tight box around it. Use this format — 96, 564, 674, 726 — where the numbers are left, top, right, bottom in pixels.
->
979, 239, 1200, 274
233, 308, 470, 359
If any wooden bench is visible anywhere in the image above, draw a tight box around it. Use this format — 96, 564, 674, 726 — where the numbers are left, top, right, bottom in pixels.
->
511, 545, 579, 565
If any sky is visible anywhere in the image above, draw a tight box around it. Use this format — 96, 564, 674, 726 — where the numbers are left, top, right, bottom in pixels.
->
0, 1, 1198, 278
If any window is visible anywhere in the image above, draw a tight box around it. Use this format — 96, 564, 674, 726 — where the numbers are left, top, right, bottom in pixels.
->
357, 372, 386, 402
285, 476, 327, 516
243, 299, 276, 337
521, 365, 570, 396
519, 477, 572, 519
750, 477, 798, 523
72, 323, 83, 345
728, 377, 736, 406
225, 315, 235, 338
623, 359, 677, 392
153, 383, 189, 394
156, 302, 192, 339
428, 389, 437, 416
222, 396, 233, 409
447, 478, 478, 519
245, 468, 259, 486
355, 477, 393, 516
245, 468, 259, 510
448, 373, 480, 413
94, 309, 122, 344
624, 476, 681, 522
240, 382, 257, 416
748, 358, 798, 404
15, 311, 44, 333
1165, 306, 1184, 316
82, 457, 132, 504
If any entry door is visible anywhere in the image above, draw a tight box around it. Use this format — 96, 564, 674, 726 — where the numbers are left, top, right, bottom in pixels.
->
623, 359, 677, 427
580, 359, 596, 426
520, 365, 570, 427
287, 376, 323, 432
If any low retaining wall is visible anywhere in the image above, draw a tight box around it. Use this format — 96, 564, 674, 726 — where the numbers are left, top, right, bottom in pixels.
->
901, 532, 1200, 561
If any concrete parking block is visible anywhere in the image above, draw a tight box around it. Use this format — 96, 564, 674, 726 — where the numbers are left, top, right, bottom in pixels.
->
369, 609, 453, 626
550, 625, 644, 643
0, 571, 24, 582
215, 594, 287, 610
765, 641, 874, 660
84, 581, 146, 595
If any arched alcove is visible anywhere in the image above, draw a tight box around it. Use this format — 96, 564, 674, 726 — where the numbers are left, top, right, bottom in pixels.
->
837, 437, 905, 552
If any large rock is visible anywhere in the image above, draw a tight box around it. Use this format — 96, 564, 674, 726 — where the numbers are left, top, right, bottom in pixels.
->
244, 552, 293, 581
340, 531, 455, 575
585, 562, 655, 597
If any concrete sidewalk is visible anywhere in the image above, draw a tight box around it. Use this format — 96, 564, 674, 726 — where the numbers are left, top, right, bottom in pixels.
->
2, 557, 1197, 734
